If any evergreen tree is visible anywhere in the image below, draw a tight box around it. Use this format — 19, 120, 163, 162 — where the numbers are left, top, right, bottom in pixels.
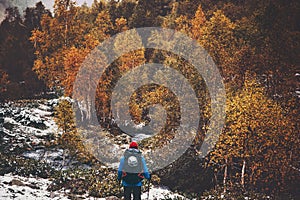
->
0, 4, 47, 100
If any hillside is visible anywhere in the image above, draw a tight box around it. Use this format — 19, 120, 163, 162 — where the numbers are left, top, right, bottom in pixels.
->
0, 0, 299, 199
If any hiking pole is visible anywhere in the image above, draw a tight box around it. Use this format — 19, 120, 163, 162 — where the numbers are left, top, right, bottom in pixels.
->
117, 179, 122, 198
147, 176, 151, 200
117, 179, 123, 197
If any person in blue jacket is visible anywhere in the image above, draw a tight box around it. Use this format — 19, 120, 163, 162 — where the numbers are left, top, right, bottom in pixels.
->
118, 141, 150, 200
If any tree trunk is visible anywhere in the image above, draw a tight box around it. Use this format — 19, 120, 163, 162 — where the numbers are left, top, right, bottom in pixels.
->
214, 172, 218, 189
241, 159, 246, 188
223, 158, 228, 193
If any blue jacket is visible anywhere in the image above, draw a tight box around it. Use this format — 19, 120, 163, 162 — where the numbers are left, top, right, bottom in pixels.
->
118, 149, 150, 186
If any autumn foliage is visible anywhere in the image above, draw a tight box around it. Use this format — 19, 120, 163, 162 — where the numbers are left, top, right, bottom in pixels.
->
1, 0, 298, 197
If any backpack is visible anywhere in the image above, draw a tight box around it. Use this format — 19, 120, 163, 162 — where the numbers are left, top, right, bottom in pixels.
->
122, 148, 144, 184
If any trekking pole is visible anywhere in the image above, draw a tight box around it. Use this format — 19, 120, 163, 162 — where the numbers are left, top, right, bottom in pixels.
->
147, 176, 151, 200
118, 179, 122, 197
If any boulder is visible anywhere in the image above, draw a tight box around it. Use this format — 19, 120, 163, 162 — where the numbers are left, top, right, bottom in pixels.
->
105, 196, 120, 200
9, 179, 26, 187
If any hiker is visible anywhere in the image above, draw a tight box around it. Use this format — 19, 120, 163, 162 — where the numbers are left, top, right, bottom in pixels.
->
118, 141, 150, 200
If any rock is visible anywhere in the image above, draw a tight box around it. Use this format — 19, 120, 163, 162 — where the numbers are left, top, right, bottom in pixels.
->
8, 187, 15, 193
47, 182, 62, 192
3, 121, 16, 131
27, 183, 40, 190
0, 112, 4, 123
105, 196, 120, 200
10, 179, 26, 186
28, 121, 47, 130
17, 190, 25, 195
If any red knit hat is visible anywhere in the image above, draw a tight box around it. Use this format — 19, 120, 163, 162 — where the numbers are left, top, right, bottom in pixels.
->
129, 141, 138, 149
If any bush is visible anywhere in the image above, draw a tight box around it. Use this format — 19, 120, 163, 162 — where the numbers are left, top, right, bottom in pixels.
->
200, 184, 272, 200
0, 152, 55, 178
48, 165, 123, 198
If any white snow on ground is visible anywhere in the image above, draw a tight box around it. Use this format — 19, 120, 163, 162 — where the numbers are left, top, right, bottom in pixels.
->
0, 173, 69, 200
0, 98, 189, 200
0, 99, 61, 152
133, 133, 152, 141
4, 117, 19, 125
0, 173, 108, 200
141, 186, 188, 200
0, 173, 187, 200
1, 100, 58, 135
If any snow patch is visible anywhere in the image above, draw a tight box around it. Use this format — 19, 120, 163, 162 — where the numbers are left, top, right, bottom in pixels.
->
0, 173, 69, 200
133, 133, 152, 141
31, 108, 52, 117
0, 174, 186, 200
141, 186, 188, 200
4, 117, 19, 125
